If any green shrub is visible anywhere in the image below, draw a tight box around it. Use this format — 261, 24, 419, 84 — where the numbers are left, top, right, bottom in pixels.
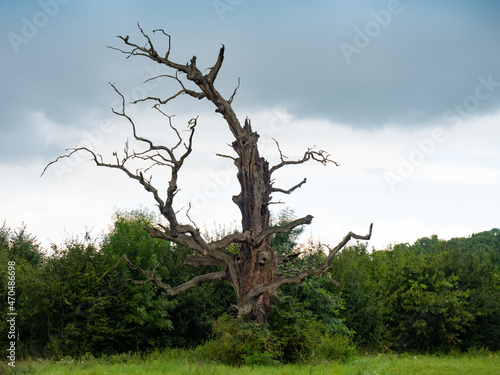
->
198, 315, 282, 366
313, 334, 356, 363
241, 350, 280, 366
269, 293, 355, 363
198, 296, 357, 365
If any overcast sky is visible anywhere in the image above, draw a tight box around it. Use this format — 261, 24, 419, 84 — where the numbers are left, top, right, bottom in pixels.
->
1, 0, 499, 251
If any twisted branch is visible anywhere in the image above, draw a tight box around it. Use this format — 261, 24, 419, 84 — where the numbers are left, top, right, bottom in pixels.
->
123, 255, 228, 296
231, 223, 373, 316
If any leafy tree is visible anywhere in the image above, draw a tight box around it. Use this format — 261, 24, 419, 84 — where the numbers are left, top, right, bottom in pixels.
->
467, 272, 500, 350
437, 229, 500, 350
270, 208, 305, 256
16, 236, 176, 357
101, 208, 236, 348
0, 223, 45, 356
372, 245, 474, 351
327, 230, 500, 352
330, 244, 384, 349
0, 222, 43, 267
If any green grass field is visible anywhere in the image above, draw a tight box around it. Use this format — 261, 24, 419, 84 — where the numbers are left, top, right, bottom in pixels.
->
2, 349, 499, 375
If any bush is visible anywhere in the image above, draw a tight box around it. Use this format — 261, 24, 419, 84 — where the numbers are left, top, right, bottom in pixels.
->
313, 334, 356, 363
199, 299, 356, 366
198, 315, 281, 366
269, 293, 355, 363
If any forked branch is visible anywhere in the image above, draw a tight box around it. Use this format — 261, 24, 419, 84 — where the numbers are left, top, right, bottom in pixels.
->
231, 223, 373, 317
267, 142, 339, 199
109, 24, 244, 140
133, 72, 206, 105
123, 255, 228, 296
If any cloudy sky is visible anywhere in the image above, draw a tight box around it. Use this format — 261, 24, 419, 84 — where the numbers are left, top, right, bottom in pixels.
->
1, 0, 499, 251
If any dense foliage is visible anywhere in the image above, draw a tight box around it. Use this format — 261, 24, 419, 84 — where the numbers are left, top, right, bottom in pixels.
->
0, 212, 499, 364
0, 211, 235, 358
331, 230, 500, 352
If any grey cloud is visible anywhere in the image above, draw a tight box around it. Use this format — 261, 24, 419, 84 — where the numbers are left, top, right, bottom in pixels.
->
225, 2, 500, 126
2, 0, 500, 165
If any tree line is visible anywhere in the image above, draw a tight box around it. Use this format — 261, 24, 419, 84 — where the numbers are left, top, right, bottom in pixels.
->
0, 209, 499, 362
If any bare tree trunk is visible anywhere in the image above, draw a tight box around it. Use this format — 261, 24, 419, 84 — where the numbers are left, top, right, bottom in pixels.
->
231, 118, 274, 322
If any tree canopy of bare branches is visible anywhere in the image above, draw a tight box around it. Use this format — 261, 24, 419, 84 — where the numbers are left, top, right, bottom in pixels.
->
43, 25, 372, 323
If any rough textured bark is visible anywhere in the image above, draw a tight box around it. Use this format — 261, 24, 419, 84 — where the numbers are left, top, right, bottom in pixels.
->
42, 25, 372, 323
230, 118, 274, 321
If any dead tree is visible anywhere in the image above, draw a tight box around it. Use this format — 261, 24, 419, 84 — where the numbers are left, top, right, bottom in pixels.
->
42, 26, 372, 323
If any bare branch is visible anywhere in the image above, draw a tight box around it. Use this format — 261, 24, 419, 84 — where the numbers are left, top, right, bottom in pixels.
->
215, 153, 237, 161
228, 77, 241, 104
145, 223, 251, 258
107, 44, 140, 59
231, 268, 317, 317
110, 26, 244, 140
124, 255, 228, 296
326, 273, 340, 287
267, 200, 285, 206
152, 28, 171, 59
276, 268, 302, 276
185, 203, 199, 230
97, 255, 125, 282
273, 138, 287, 163
113, 27, 189, 73
42, 81, 200, 248
41, 148, 89, 177
271, 177, 307, 195
206, 45, 225, 83
207, 231, 252, 251
133, 72, 206, 105
254, 215, 313, 245
276, 252, 302, 265
185, 254, 226, 268
270, 146, 339, 175
324, 223, 373, 266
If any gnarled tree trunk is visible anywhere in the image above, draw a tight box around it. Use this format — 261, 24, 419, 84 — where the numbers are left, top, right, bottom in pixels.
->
231, 118, 274, 322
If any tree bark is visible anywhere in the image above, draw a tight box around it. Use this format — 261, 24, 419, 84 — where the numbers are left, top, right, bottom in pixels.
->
230, 118, 274, 322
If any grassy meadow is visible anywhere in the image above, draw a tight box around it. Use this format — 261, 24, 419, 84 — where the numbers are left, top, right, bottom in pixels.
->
1, 349, 499, 375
